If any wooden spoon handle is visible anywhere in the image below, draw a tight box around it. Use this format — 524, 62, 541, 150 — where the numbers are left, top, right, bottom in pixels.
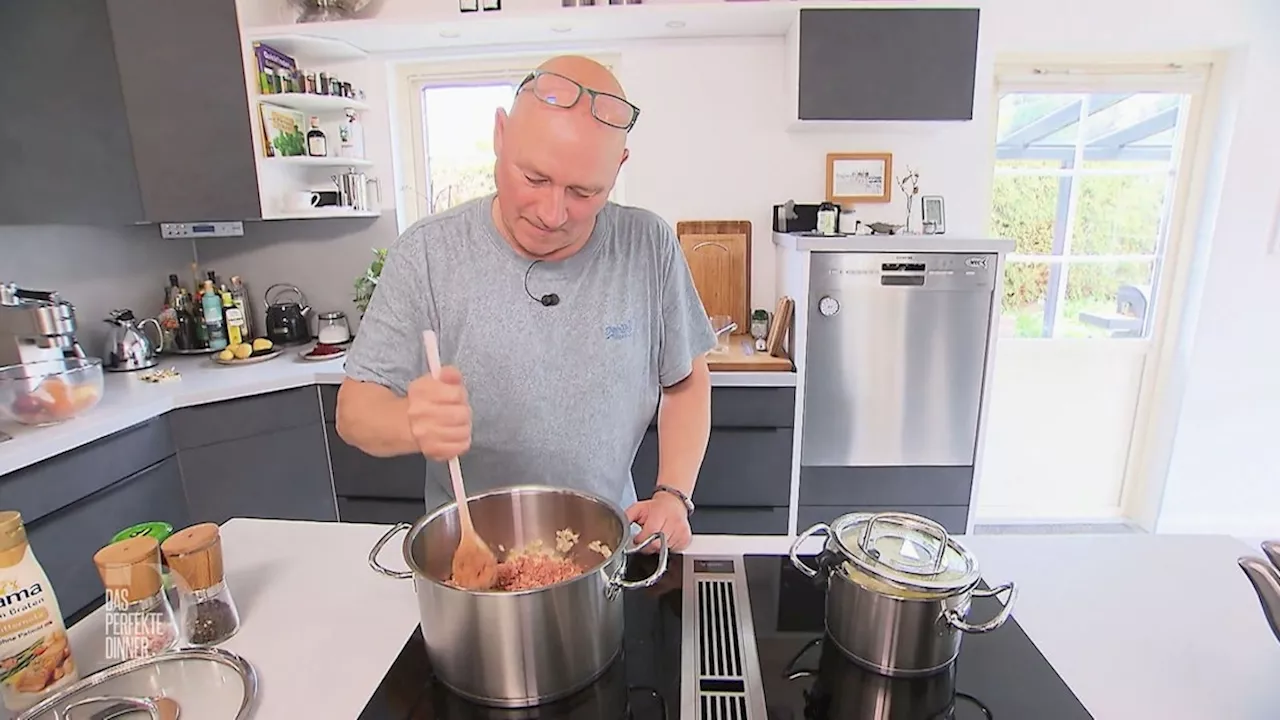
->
421, 330, 474, 534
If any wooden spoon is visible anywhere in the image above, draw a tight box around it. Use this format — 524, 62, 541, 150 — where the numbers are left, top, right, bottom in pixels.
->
422, 330, 497, 591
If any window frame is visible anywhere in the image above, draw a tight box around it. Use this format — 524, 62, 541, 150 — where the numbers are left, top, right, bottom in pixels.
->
391, 52, 626, 231
989, 62, 1211, 341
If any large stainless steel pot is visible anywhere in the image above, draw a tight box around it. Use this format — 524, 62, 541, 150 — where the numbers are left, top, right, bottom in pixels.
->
369, 485, 669, 708
789, 511, 1017, 678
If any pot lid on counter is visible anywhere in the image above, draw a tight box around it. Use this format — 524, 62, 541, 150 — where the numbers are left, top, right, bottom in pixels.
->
15, 647, 256, 720
830, 512, 981, 594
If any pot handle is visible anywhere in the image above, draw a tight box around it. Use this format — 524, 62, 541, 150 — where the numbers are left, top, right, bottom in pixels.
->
789, 523, 831, 578
368, 522, 414, 579
54, 695, 163, 720
607, 532, 669, 595
944, 582, 1018, 634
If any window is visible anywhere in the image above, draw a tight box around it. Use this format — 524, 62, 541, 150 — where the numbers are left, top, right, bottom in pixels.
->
421, 83, 516, 215
991, 89, 1193, 339
394, 54, 625, 230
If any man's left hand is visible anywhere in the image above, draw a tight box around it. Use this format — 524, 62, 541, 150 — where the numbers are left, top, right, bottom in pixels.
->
626, 492, 692, 553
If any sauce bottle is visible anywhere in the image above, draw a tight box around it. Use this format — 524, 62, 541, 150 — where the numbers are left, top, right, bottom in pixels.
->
0, 511, 79, 712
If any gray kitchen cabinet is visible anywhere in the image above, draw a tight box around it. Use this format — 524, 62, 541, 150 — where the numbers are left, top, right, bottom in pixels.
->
27, 456, 191, 624
320, 386, 429, 522
171, 388, 338, 525
0, 0, 261, 226
796, 505, 969, 535
632, 387, 795, 535
796, 466, 973, 534
105, 0, 262, 222
0, 0, 145, 225
791, 8, 982, 122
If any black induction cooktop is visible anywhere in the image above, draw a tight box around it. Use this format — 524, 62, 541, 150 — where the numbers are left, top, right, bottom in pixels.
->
357, 552, 1093, 720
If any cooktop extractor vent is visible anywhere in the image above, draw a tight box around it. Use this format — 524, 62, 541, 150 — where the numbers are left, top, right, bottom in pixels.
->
682, 556, 767, 720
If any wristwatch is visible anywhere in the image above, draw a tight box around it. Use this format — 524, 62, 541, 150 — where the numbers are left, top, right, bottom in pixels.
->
653, 484, 695, 516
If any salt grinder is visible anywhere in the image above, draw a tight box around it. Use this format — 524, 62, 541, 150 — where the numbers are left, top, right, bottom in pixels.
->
92, 536, 179, 659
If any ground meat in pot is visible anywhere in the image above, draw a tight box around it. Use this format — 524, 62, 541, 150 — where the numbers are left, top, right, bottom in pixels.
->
444, 529, 613, 592
493, 554, 584, 591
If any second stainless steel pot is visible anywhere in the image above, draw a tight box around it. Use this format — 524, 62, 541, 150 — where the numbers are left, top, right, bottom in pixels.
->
790, 511, 1017, 678
369, 485, 668, 708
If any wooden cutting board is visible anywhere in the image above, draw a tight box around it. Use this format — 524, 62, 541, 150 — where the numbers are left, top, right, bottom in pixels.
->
707, 334, 793, 372
675, 220, 751, 333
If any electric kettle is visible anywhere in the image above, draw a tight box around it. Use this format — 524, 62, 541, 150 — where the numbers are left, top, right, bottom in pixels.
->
102, 309, 162, 372
264, 284, 311, 346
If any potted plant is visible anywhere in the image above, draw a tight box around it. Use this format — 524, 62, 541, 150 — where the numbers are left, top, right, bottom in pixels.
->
354, 248, 387, 319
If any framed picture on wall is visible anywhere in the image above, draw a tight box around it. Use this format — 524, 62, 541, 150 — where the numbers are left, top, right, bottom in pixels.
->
826, 152, 893, 204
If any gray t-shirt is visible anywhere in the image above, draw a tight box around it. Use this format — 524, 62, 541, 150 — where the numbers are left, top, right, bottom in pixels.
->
344, 194, 717, 513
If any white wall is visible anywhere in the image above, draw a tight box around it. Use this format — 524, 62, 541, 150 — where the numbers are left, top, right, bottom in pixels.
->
1153, 4, 1280, 536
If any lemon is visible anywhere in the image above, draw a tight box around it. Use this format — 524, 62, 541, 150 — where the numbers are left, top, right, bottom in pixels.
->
252, 338, 274, 352
234, 343, 253, 360
217, 349, 234, 362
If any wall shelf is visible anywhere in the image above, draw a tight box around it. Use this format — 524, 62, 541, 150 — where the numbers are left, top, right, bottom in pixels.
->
248, 33, 368, 63
263, 208, 382, 220
258, 93, 369, 114
262, 156, 374, 168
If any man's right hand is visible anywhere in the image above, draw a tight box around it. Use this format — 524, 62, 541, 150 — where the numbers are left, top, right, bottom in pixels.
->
406, 366, 472, 461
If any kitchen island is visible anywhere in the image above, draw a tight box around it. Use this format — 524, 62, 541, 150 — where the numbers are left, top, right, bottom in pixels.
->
48, 519, 1280, 720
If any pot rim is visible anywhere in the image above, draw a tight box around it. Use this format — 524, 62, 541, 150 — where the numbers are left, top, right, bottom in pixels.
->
402, 484, 631, 597
827, 512, 981, 594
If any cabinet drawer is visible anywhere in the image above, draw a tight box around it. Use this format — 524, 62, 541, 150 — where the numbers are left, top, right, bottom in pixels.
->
799, 466, 973, 507
169, 387, 321, 449
692, 507, 788, 535
633, 428, 793, 507
26, 456, 191, 623
179, 424, 337, 525
0, 417, 174, 524
712, 387, 795, 428
339, 497, 426, 526
327, 426, 425, 500
796, 504, 969, 535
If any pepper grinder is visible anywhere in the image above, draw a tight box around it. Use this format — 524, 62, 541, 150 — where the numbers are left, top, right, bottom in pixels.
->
161, 523, 242, 646
94, 536, 179, 660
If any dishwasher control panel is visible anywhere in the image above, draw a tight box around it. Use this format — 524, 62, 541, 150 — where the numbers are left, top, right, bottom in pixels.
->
814, 252, 997, 291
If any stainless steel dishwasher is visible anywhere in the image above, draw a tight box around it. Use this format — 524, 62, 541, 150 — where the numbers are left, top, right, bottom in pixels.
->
801, 252, 998, 467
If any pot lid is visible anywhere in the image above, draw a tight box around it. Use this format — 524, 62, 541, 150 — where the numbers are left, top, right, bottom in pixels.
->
831, 512, 980, 593
16, 647, 257, 720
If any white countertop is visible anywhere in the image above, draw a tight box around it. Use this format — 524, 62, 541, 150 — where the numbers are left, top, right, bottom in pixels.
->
53, 519, 421, 720
0, 352, 793, 477
773, 231, 1015, 254
46, 522, 1280, 720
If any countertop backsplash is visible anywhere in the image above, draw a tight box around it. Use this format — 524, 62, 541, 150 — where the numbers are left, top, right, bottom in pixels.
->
192, 214, 398, 337
0, 223, 197, 354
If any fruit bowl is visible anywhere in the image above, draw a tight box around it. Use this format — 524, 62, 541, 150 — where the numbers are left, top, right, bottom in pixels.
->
0, 358, 105, 427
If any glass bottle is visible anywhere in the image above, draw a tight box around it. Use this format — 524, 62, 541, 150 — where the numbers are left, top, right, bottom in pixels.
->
162, 523, 242, 646
93, 535, 179, 662
307, 116, 328, 157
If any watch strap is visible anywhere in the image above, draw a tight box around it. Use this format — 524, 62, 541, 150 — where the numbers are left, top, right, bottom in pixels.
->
654, 484, 695, 515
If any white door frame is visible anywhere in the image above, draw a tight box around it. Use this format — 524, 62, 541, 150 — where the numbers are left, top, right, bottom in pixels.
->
983, 54, 1223, 531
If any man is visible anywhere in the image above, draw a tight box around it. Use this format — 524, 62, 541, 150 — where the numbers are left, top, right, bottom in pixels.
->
335, 55, 716, 551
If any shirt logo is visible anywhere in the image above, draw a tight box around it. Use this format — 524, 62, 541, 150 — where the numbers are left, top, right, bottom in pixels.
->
604, 321, 633, 340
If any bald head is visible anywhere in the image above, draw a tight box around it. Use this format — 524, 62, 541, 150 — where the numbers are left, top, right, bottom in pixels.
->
489, 55, 632, 260
506, 55, 629, 159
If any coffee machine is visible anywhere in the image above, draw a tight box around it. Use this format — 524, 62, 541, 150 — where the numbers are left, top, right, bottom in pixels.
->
0, 283, 86, 367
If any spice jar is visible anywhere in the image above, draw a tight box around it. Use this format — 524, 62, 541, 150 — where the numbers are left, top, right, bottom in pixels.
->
93, 536, 179, 661
161, 523, 241, 647
112, 521, 175, 592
